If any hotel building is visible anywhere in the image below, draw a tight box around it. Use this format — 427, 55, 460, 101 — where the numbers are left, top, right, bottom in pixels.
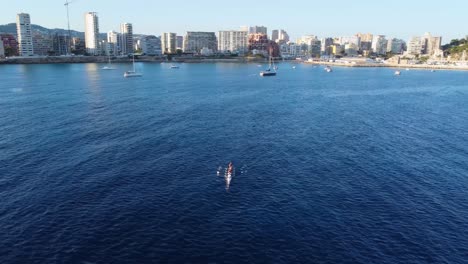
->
16, 13, 34, 56
84, 12, 100, 55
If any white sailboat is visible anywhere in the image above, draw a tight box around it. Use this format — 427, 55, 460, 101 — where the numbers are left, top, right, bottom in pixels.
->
260, 51, 277, 77
124, 54, 142, 77
225, 162, 234, 190
102, 54, 116, 70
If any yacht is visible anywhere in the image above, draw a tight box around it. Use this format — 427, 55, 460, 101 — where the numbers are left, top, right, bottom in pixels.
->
124, 54, 142, 78
260, 52, 277, 77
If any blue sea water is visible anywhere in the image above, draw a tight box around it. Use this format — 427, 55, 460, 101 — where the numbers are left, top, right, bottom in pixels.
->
1, 62, 468, 263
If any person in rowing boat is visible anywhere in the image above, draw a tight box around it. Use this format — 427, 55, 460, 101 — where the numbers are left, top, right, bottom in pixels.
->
227, 162, 233, 174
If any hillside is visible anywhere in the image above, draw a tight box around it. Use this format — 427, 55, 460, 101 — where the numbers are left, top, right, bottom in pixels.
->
442, 37, 468, 60
0, 23, 106, 39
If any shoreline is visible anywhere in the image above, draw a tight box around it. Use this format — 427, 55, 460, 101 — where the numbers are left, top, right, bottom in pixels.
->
0, 56, 268, 65
304, 61, 468, 71
1, 56, 467, 71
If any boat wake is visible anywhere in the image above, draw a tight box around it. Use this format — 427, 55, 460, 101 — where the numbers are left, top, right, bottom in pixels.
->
217, 162, 238, 191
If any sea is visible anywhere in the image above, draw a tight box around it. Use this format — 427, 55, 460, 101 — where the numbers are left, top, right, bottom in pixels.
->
1, 62, 467, 263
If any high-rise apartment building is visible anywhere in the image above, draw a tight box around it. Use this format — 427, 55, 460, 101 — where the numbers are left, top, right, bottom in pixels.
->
249, 26, 267, 36
218, 30, 248, 54
32, 33, 53, 56
272, 30, 279, 42
176, 36, 183, 50
387, 38, 406, 54
16, 13, 34, 56
407, 36, 422, 55
84, 12, 99, 55
161, 33, 177, 54
356, 33, 373, 51
421, 32, 442, 56
120, 23, 133, 55
372, 35, 387, 55
321, 38, 334, 55
183, 32, 217, 54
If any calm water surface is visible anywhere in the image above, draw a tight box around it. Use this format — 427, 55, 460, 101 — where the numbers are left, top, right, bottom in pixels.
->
1, 62, 468, 263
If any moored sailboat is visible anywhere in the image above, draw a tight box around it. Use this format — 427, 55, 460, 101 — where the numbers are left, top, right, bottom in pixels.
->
260, 51, 277, 77
124, 54, 142, 77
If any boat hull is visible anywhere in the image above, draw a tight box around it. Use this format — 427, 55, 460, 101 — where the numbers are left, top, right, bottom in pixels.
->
124, 72, 143, 77
260, 71, 276, 77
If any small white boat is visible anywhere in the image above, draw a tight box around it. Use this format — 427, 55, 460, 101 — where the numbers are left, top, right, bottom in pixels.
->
124, 54, 142, 78
102, 55, 115, 70
102, 66, 116, 70
292, 66, 296, 69
406, 68, 410, 71
170, 65, 179, 69
324, 66, 332, 72
394, 70, 401, 75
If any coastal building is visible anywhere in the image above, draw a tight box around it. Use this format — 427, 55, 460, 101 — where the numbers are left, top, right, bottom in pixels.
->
272, 30, 278, 43
0, 40, 4, 58
321, 37, 334, 56
345, 43, 359, 56
248, 33, 280, 57
298, 35, 321, 57
283, 43, 303, 58
0, 34, 19, 56
218, 30, 248, 54
107, 30, 119, 55
421, 32, 442, 56
372, 35, 387, 55
71, 37, 85, 55
16, 13, 34, 56
84, 12, 100, 55
183, 32, 217, 54
32, 32, 53, 56
406, 36, 422, 55
176, 36, 183, 50
340, 36, 361, 48
120, 23, 133, 55
53, 34, 68, 55
249, 26, 267, 36
387, 38, 406, 54
271, 29, 289, 44
356, 33, 373, 52
161, 32, 177, 54
330, 44, 343, 56
138, 35, 161, 55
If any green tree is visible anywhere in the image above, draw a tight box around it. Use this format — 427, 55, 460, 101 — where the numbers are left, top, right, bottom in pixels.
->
4, 47, 17, 56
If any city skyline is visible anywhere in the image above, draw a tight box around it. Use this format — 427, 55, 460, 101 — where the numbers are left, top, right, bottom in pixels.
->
2, 0, 467, 43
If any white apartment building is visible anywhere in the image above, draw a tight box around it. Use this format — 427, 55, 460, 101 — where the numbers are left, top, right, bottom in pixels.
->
16, 13, 34, 56
183, 32, 217, 54
161, 33, 177, 54
84, 12, 99, 55
107, 30, 119, 55
421, 32, 442, 56
218, 30, 248, 54
138, 35, 161, 55
407, 36, 422, 55
120, 23, 133, 55
372, 35, 387, 55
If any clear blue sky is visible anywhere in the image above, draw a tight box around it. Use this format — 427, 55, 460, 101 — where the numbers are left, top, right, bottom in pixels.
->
2, 0, 466, 43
